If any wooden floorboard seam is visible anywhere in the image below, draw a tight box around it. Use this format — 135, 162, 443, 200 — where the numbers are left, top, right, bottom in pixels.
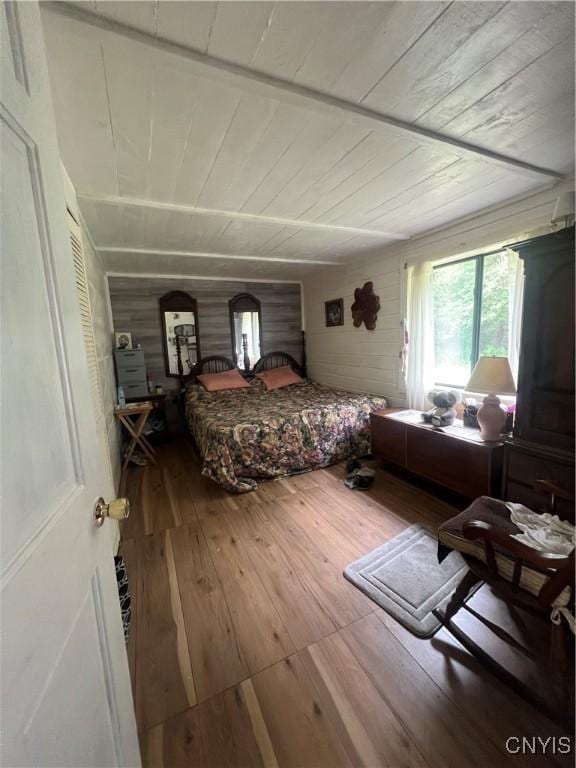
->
137, 609, 382, 739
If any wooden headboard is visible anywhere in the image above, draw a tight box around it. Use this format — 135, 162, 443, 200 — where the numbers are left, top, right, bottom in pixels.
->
253, 351, 305, 377
188, 345, 306, 382
188, 355, 236, 382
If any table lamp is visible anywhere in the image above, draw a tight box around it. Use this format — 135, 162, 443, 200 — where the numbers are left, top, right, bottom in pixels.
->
465, 356, 516, 441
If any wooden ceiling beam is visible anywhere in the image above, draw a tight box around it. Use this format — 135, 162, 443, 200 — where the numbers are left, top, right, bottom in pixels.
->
44, 2, 564, 183
97, 247, 341, 267
79, 193, 409, 240
105, 271, 305, 283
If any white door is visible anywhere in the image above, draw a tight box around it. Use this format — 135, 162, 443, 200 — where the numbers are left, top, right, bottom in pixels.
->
1, 2, 140, 765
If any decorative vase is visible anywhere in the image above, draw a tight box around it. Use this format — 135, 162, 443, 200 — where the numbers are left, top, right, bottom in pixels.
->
476, 395, 506, 441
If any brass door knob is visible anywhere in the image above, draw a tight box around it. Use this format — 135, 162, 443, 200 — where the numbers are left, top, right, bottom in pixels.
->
94, 497, 130, 527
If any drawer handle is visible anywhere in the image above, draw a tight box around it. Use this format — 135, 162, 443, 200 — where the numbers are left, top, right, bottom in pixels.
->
125, 368, 138, 373
127, 385, 141, 389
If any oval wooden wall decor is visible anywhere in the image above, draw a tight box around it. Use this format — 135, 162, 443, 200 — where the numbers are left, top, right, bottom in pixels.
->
351, 281, 380, 330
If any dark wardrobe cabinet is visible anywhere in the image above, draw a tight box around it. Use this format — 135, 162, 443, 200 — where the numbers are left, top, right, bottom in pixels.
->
503, 226, 575, 519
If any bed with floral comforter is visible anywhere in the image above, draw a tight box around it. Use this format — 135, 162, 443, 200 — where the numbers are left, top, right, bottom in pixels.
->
185, 380, 387, 492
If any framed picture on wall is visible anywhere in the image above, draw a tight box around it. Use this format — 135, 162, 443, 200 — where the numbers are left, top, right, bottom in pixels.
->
115, 331, 133, 350
325, 298, 344, 327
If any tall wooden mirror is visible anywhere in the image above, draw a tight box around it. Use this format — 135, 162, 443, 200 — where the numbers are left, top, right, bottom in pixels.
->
159, 291, 200, 381
229, 293, 262, 371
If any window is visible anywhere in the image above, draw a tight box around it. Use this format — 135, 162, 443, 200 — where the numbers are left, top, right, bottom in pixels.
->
433, 250, 513, 388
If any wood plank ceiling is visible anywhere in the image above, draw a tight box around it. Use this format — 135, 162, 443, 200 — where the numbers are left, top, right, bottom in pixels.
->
42, 1, 574, 279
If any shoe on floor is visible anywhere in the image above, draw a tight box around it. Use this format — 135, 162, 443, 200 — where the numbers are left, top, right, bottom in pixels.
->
344, 466, 375, 490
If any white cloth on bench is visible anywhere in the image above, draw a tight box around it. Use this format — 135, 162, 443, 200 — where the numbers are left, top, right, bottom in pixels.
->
505, 503, 575, 558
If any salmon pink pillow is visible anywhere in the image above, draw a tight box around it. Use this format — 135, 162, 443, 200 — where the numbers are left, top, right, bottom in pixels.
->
256, 366, 303, 391
197, 369, 250, 391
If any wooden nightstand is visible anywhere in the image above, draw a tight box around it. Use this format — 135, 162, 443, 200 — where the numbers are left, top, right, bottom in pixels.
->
125, 392, 184, 438
371, 409, 504, 499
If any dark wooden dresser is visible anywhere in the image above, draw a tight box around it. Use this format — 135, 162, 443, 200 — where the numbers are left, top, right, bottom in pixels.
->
503, 226, 575, 519
371, 409, 504, 499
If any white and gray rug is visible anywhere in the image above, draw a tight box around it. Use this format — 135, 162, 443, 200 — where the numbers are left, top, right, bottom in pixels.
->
344, 524, 474, 637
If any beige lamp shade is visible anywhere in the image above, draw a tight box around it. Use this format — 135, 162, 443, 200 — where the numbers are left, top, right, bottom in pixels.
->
466, 356, 516, 395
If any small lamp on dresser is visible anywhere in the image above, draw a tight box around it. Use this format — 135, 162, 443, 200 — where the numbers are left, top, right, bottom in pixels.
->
466, 356, 516, 441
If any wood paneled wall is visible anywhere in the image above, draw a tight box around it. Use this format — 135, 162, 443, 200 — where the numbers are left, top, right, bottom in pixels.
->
108, 277, 302, 391
303, 179, 575, 407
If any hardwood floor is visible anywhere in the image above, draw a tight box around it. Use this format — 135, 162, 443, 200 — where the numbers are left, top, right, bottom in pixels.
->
120, 441, 570, 768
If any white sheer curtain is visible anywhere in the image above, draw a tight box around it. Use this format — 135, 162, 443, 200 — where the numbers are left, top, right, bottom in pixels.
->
507, 248, 524, 383
406, 261, 435, 410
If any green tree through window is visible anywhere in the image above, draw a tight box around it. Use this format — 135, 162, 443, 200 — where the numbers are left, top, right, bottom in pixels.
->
433, 251, 511, 387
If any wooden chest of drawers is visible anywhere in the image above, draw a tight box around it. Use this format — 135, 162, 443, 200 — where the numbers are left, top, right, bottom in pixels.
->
371, 409, 504, 499
503, 440, 574, 519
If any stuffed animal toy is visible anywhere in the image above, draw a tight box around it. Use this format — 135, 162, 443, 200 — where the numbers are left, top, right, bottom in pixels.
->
422, 390, 458, 428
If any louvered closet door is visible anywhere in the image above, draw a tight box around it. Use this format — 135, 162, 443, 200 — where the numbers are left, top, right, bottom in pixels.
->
68, 211, 114, 493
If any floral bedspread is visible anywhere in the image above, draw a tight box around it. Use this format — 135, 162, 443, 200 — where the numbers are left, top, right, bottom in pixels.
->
185, 380, 387, 493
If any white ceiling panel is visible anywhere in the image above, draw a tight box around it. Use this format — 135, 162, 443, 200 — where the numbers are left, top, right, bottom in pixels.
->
361, 2, 510, 117
42, 1, 573, 279
382, 173, 546, 237
94, 1, 159, 34
326, 2, 450, 101
313, 146, 464, 228
415, 3, 573, 132
102, 250, 329, 280
195, 92, 282, 210
209, 2, 275, 67
80, 197, 401, 263
172, 77, 243, 205
372, 3, 553, 124
238, 113, 357, 216
44, 15, 118, 196
155, 1, 217, 51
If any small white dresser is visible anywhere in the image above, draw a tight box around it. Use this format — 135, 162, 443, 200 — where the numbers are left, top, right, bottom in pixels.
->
114, 349, 148, 398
